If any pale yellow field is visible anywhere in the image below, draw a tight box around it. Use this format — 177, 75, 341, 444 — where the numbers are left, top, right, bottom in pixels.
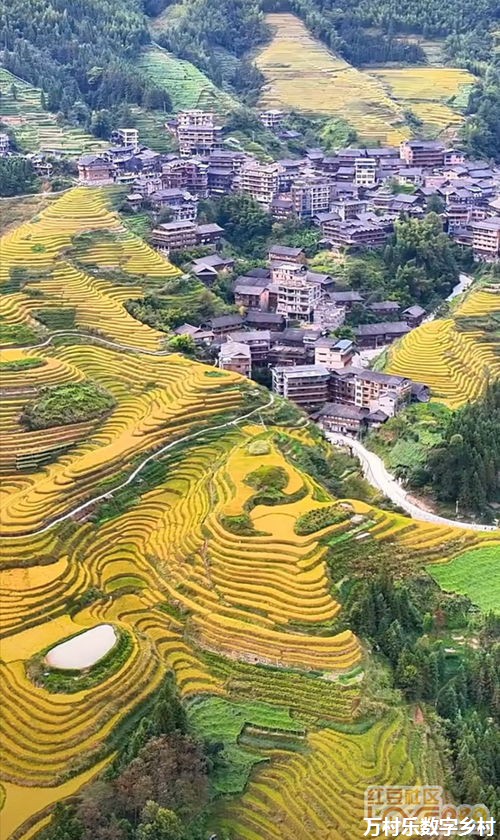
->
257, 14, 475, 140
409, 101, 463, 129
369, 66, 475, 102
369, 66, 475, 133
256, 13, 409, 145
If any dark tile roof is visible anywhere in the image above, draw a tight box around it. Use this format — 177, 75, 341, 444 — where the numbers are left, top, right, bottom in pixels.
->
355, 321, 411, 336
211, 314, 243, 329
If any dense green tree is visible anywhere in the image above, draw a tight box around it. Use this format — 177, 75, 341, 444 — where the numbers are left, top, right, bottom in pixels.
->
426, 381, 500, 513
137, 804, 183, 840
156, 0, 269, 98
215, 193, 273, 257
0, 157, 40, 197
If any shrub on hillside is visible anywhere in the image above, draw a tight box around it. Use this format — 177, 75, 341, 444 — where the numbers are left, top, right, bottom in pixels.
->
295, 505, 349, 535
21, 381, 116, 430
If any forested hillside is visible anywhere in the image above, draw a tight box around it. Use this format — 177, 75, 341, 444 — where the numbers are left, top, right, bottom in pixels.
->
152, 0, 270, 98
261, 0, 500, 158
426, 381, 500, 514
0, 0, 156, 113
2, 0, 499, 155
263, 0, 499, 65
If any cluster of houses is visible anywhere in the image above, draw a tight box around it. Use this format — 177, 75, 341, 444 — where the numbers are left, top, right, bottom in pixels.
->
184, 313, 430, 436
170, 240, 430, 435
72, 112, 500, 435
76, 113, 500, 263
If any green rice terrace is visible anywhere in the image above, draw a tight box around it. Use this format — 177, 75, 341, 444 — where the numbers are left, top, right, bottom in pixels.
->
138, 46, 237, 113
0, 69, 106, 155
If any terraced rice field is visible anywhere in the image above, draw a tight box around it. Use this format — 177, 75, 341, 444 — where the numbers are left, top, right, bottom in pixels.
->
428, 545, 500, 613
2, 194, 499, 840
256, 14, 409, 145
138, 46, 237, 113
387, 288, 500, 408
221, 712, 429, 839
256, 14, 475, 142
0, 186, 179, 350
368, 67, 475, 135
0, 69, 106, 155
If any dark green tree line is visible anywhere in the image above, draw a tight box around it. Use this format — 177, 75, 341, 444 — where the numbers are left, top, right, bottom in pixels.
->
425, 381, 500, 513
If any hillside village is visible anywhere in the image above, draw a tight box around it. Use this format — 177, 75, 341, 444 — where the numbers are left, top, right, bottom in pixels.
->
57, 109, 500, 435
2, 106, 499, 439
1, 1, 500, 837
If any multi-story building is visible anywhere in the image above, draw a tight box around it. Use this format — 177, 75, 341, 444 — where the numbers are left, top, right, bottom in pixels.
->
240, 161, 280, 209
272, 364, 330, 409
268, 245, 306, 265
290, 176, 334, 218
151, 220, 198, 252
0, 133, 10, 155
314, 338, 355, 370
218, 341, 252, 377
227, 330, 272, 365
178, 110, 214, 127
355, 157, 377, 187
317, 402, 386, 435
210, 314, 244, 335
245, 310, 285, 330
402, 305, 426, 328
400, 140, 445, 168
234, 279, 270, 311
321, 216, 393, 250
274, 264, 322, 321
330, 368, 413, 411
77, 155, 115, 184
329, 199, 368, 221
113, 128, 139, 151
276, 158, 304, 192
329, 291, 364, 310
149, 188, 198, 220
260, 109, 286, 130
207, 166, 234, 196
161, 158, 209, 197
176, 111, 223, 158
313, 298, 346, 331
368, 300, 401, 318
195, 222, 224, 247
470, 218, 500, 262
134, 175, 162, 197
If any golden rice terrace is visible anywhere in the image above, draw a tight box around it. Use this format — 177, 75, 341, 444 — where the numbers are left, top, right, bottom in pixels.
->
1, 189, 499, 840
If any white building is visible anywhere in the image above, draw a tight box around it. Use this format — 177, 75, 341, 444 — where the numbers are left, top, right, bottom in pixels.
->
274, 264, 322, 321
355, 157, 377, 187
291, 177, 333, 218
314, 338, 355, 370
240, 161, 280, 209
115, 128, 139, 151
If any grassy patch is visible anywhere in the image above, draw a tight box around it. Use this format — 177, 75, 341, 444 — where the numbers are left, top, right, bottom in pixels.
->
105, 575, 147, 593
0, 319, 39, 346
0, 356, 45, 371
220, 513, 267, 536
34, 307, 76, 330
188, 696, 302, 794
428, 547, 500, 613
21, 380, 116, 430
